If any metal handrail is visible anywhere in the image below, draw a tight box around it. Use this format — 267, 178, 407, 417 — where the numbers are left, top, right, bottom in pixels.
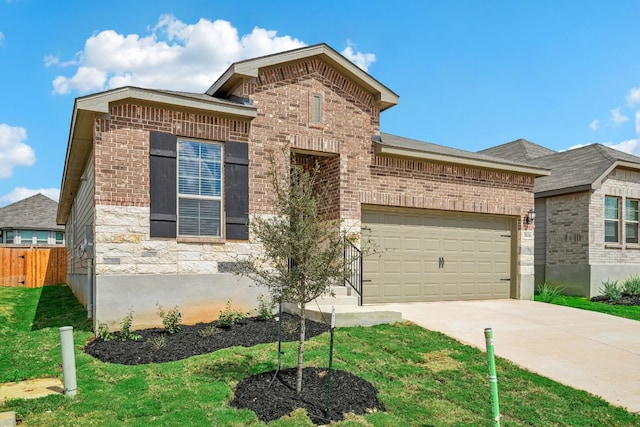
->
343, 239, 363, 306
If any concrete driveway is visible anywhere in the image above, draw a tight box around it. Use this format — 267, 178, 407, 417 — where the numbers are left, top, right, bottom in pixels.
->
382, 299, 640, 413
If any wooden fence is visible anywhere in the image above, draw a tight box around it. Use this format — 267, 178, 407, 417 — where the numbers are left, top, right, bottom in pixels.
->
0, 247, 67, 287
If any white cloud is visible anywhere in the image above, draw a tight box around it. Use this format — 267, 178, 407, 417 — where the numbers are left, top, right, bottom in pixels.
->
0, 32, 4, 46
0, 124, 36, 178
604, 139, 640, 156
341, 41, 376, 71
50, 16, 307, 95
610, 108, 628, 127
50, 15, 376, 95
627, 87, 640, 107
589, 119, 599, 131
0, 187, 60, 207
636, 111, 640, 135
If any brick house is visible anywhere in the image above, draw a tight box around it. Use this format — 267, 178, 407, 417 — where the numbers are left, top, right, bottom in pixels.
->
57, 44, 547, 328
481, 139, 640, 296
0, 193, 65, 246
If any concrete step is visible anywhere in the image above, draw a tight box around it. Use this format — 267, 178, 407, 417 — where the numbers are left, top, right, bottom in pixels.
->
283, 302, 403, 328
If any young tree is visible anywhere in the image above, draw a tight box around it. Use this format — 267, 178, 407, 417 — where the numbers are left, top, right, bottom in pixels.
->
238, 153, 353, 394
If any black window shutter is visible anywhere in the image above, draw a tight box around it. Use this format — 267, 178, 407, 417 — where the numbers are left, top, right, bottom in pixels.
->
225, 141, 249, 240
149, 131, 177, 238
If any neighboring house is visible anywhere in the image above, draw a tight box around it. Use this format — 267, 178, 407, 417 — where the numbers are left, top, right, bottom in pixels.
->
481, 139, 640, 297
57, 43, 547, 328
0, 193, 65, 246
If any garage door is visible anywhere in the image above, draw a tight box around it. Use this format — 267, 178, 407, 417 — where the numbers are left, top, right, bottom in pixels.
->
362, 207, 513, 303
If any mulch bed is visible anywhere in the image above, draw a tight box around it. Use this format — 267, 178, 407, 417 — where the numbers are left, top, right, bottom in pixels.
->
591, 294, 640, 306
231, 367, 384, 424
84, 313, 329, 365
83, 312, 384, 425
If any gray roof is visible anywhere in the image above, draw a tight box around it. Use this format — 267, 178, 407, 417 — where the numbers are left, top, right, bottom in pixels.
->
533, 144, 640, 195
479, 139, 556, 164
377, 133, 549, 175
0, 194, 64, 231
480, 140, 640, 196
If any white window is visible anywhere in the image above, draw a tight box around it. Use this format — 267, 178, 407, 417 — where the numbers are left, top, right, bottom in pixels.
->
625, 199, 639, 244
604, 196, 620, 243
20, 230, 33, 245
5, 230, 14, 244
56, 231, 64, 245
177, 140, 223, 237
36, 231, 48, 245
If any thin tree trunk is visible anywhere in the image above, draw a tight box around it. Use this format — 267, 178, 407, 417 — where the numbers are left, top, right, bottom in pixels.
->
297, 301, 306, 394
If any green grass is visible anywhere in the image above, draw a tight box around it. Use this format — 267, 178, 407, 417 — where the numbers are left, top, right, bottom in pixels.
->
2, 285, 639, 426
535, 293, 640, 321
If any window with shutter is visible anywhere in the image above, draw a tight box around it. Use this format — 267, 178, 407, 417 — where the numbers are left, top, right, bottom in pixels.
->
148, 132, 249, 240
177, 140, 223, 237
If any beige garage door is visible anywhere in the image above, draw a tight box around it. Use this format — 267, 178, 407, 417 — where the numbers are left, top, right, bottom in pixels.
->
362, 207, 513, 303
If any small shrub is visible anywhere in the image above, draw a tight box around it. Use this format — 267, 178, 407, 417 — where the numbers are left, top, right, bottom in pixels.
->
157, 302, 182, 334
95, 321, 113, 342
147, 335, 167, 351
282, 319, 299, 335
256, 294, 275, 321
217, 300, 247, 328
198, 325, 220, 337
622, 276, 640, 296
119, 308, 142, 341
600, 279, 622, 302
537, 283, 564, 303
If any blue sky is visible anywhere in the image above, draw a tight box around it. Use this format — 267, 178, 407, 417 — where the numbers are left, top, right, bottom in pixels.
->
1, 0, 640, 207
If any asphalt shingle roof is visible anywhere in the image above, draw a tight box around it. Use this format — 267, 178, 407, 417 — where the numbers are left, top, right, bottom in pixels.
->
479, 139, 556, 164
379, 133, 541, 169
480, 140, 640, 195
0, 194, 64, 230
533, 144, 640, 194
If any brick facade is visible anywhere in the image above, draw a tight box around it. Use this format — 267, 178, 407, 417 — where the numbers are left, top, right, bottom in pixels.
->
63, 46, 540, 327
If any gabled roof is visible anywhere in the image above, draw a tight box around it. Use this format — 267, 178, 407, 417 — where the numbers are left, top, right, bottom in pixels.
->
206, 43, 399, 111
479, 139, 556, 164
0, 193, 63, 231
374, 133, 550, 176
57, 86, 257, 224
533, 144, 640, 197
480, 140, 640, 197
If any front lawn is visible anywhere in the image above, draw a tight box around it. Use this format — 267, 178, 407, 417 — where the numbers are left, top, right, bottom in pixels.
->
2, 285, 638, 426
534, 294, 640, 321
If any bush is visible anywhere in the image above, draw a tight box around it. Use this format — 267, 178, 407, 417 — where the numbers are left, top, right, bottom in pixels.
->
600, 279, 622, 302
157, 302, 182, 334
217, 300, 247, 328
119, 308, 142, 341
622, 276, 640, 296
147, 335, 167, 351
95, 321, 113, 342
198, 325, 219, 337
256, 294, 275, 321
537, 283, 564, 303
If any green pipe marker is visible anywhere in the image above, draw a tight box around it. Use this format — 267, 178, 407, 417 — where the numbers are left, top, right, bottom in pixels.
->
484, 328, 500, 426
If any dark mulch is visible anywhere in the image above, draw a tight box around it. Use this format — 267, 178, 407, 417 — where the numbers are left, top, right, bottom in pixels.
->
84, 312, 384, 424
591, 294, 640, 306
84, 313, 328, 365
231, 367, 384, 424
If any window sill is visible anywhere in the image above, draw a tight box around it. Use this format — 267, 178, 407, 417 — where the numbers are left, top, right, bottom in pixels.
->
604, 243, 622, 249
625, 244, 640, 250
177, 236, 226, 244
